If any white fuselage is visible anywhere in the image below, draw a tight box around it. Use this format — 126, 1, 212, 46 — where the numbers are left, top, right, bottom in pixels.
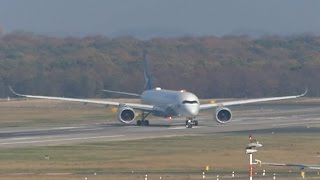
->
141, 88, 200, 118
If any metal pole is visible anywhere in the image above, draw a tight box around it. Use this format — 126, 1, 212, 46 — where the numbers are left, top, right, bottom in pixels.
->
249, 153, 253, 180
246, 135, 262, 180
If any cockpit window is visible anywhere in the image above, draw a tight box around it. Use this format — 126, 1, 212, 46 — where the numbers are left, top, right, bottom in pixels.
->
182, 100, 199, 104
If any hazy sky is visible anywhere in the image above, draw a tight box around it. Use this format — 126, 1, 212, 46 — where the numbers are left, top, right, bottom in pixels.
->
0, 0, 319, 38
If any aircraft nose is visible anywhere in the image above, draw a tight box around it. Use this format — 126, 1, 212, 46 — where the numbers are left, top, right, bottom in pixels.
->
184, 104, 199, 116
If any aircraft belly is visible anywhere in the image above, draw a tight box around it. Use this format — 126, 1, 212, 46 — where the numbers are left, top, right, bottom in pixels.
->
151, 104, 179, 117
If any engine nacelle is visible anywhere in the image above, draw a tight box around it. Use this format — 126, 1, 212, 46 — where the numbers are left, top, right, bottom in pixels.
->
117, 106, 135, 124
215, 107, 232, 124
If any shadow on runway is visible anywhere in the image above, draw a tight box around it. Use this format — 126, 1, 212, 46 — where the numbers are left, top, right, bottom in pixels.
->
97, 122, 171, 128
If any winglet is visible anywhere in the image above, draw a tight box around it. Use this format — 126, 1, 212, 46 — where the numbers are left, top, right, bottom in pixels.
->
9, 86, 22, 97
299, 88, 308, 97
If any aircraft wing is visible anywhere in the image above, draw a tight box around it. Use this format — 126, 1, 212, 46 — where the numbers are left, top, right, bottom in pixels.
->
307, 166, 320, 170
9, 87, 154, 111
199, 89, 307, 110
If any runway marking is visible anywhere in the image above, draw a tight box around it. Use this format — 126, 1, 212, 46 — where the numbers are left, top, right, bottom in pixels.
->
272, 121, 320, 127
6, 137, 40, 141
168, 126, 202, 130
9, 132, 34, 136
69, 128, 105, 132
0, 135, 124, 145
168, 127, 187, 130
127, 134, 201, 140
8, 173, 34, 176
0, 126, 82, 133
51, 127, 79, 130
42, 173, 73, 175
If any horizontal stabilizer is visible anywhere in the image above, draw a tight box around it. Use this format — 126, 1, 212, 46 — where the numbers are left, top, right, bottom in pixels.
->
102, 89, 140, 97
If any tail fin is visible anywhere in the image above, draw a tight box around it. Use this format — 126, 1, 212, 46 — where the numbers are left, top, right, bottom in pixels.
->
143, 51, 153, 90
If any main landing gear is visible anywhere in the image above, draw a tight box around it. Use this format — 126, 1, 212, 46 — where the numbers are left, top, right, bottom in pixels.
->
185, 117, 198, 128
136, 111, 151, 126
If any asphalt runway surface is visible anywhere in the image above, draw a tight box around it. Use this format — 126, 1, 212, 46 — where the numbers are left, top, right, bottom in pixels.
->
1, 102, 320, 148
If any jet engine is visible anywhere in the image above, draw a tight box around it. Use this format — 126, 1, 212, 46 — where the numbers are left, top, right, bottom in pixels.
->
117, 106, 135, 124
215, 107, 232, 124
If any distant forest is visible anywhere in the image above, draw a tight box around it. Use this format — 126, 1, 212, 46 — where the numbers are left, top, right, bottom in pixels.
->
0, 32, 320, 98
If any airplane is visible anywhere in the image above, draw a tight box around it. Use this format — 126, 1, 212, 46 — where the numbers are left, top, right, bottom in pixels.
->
257, 161, 320, 170
255, 159, 320, 178
9, 53, 307, 128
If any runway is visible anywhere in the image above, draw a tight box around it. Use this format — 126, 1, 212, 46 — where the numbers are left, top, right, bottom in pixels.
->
1, 100, 320, 148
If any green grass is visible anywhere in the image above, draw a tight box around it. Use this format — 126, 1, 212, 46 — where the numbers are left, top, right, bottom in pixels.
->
0, 133, 319, 173
0, 133, 319, 179
0, 99, 116, 127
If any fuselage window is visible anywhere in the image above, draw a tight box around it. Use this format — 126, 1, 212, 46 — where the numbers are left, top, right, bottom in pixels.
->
182, 100, 198, 104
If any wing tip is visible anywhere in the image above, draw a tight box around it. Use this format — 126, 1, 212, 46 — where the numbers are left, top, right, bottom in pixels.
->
8, 86, 23, 97
300, 88, 308, 97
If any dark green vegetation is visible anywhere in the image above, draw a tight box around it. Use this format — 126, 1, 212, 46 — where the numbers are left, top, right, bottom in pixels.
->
1, 33, 320, 98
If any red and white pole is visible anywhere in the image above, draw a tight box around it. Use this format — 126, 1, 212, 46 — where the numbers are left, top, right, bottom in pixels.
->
249, 153, 253, 180
249, 134, 253, 180
246, 135, 262, 180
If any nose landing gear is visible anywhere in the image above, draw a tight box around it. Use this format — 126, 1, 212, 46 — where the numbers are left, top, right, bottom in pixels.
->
185, 117, 198, 128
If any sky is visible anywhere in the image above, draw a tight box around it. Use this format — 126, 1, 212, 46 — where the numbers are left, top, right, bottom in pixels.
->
0, 0, 320, 38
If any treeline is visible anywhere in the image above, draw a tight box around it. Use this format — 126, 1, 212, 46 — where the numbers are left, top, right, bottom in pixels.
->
0, 32, 320, 98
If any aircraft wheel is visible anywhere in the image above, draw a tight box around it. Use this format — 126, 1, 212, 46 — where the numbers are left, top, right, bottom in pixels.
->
144, 120, 150, 126
186, 121, 193, 128
194, 120, 198, 126
137, 120, 142, 126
